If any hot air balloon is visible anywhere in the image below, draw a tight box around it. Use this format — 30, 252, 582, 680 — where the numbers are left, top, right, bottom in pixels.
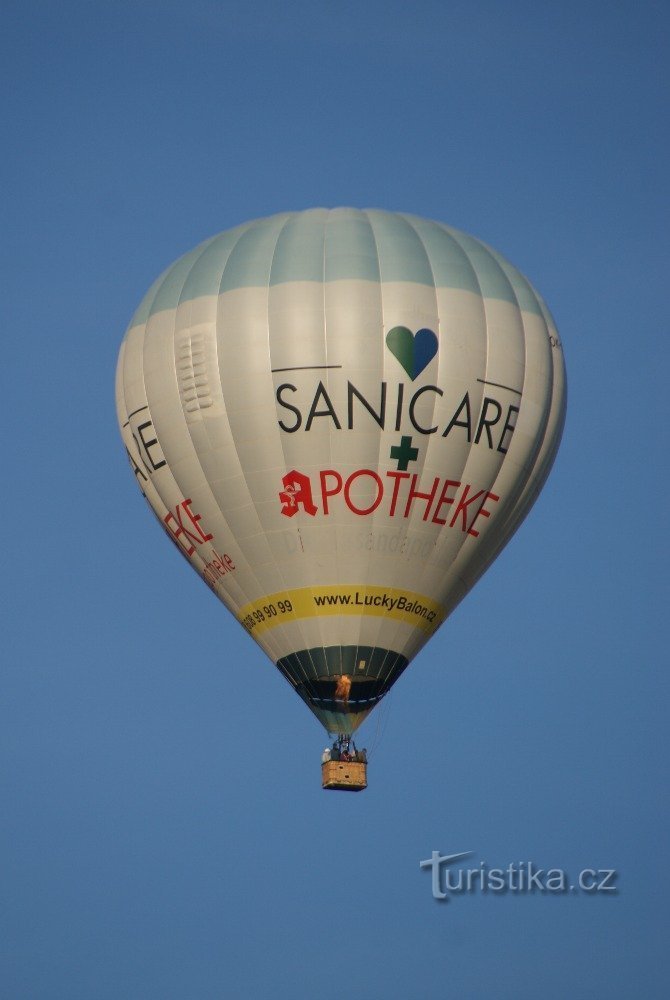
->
116, 208, 566, 790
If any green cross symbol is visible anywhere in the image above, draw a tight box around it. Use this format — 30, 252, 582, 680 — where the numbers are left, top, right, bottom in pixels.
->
390, 435, 419, 471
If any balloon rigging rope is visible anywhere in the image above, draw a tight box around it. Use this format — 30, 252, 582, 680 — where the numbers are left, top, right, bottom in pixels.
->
368, 690, 392, 761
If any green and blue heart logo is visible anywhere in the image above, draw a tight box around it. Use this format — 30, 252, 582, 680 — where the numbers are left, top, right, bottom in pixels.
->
386, 326, 438, 381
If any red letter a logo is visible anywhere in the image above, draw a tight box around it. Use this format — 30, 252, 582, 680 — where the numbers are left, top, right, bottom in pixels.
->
279, 470, 318, 517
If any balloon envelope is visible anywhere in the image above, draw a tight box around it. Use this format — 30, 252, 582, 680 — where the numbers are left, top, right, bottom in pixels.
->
116, 208, 566, 734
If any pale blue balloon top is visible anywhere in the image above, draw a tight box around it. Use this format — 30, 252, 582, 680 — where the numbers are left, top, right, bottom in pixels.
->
130, 208, 549, 326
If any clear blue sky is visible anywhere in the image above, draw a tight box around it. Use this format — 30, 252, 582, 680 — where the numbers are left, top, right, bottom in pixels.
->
2, 2, 668, 997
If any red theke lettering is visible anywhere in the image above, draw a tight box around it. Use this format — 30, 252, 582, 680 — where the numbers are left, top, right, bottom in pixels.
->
404, 474, 440, 520
203, 549, 236, 586
164, 499, 213, 556
449, 484, 499, 537
432, 479, 460, 525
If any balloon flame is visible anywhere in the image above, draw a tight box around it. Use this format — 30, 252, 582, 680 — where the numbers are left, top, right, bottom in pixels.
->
334, 675, 352, 702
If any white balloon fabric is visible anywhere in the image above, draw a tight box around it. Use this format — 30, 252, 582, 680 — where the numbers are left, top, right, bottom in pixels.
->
116, 209, 566, 734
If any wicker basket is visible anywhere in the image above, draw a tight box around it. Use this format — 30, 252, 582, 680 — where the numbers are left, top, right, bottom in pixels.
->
321, 759, 367, 791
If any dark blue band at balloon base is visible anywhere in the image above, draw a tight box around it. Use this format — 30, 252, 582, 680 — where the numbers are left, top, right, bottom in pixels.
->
276, 645, 409, 734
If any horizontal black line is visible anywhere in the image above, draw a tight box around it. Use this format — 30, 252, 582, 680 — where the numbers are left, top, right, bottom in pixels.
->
477, 378, 522, 397
271, 365, 343, 373
122, 404, 149, 427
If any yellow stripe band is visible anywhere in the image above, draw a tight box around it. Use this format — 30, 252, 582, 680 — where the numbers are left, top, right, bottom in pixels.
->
237, 585, 445, 637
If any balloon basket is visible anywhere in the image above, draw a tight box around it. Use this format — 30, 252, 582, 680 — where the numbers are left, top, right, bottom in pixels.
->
321, 759, 367, 792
